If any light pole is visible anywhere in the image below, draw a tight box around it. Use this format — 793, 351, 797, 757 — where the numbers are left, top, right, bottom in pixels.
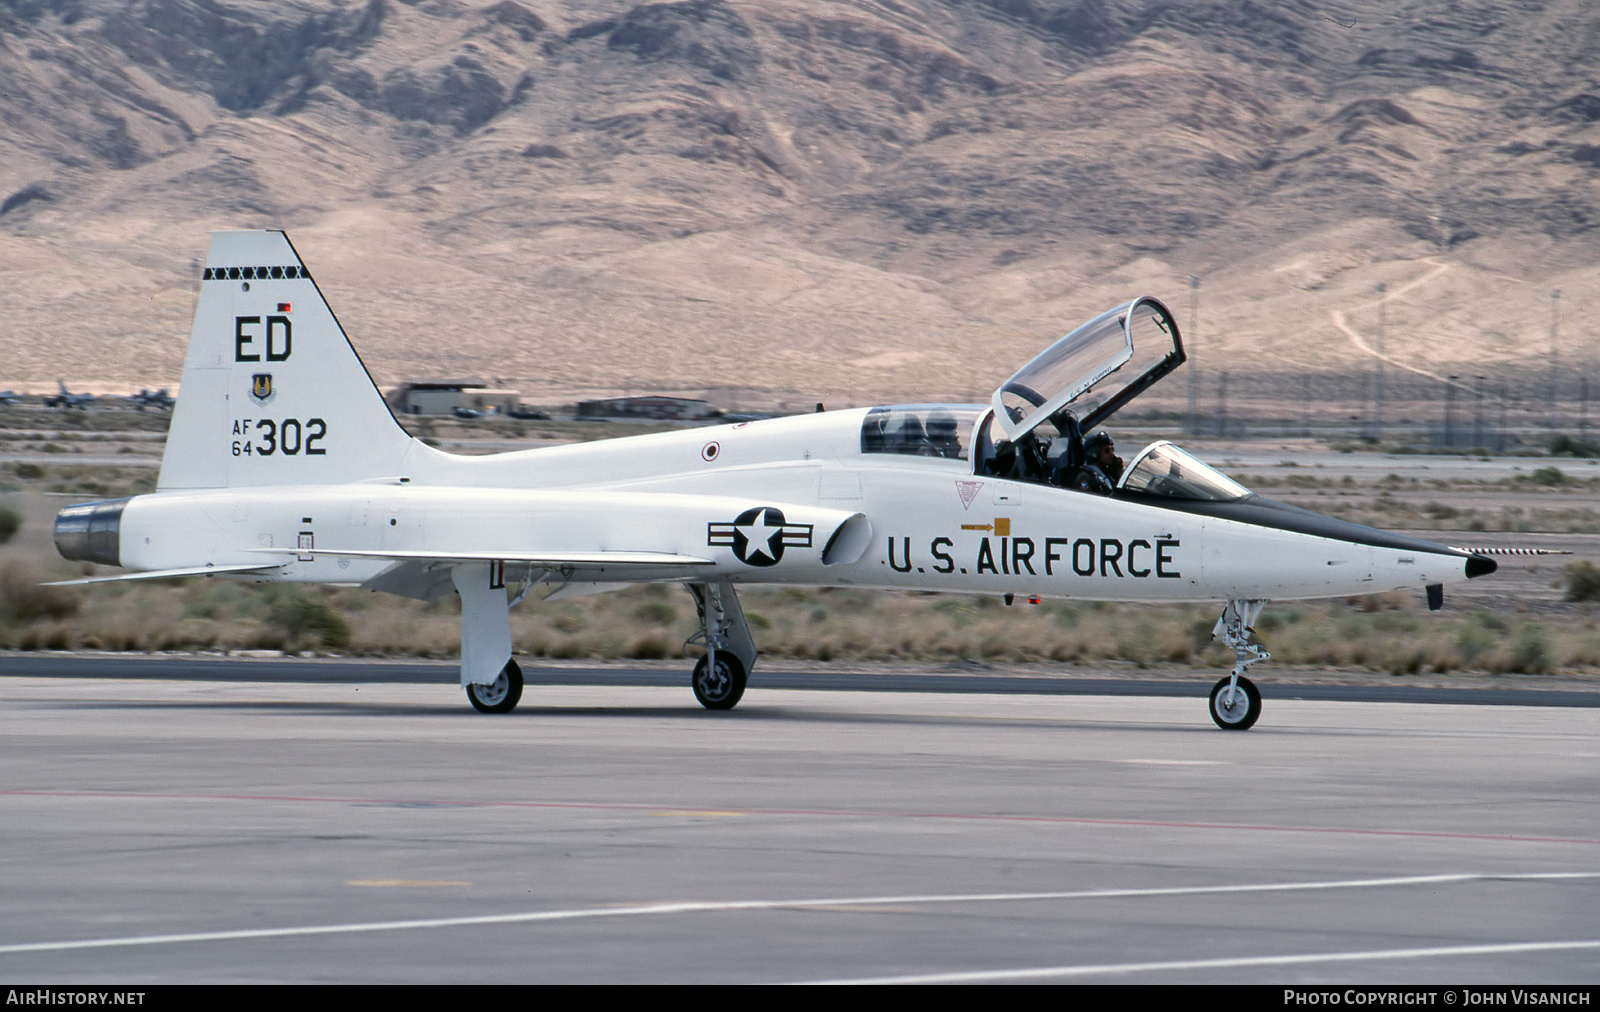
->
1473, 375, 1486, 452
1443, 375, 1457, 449
1186, 274, 1199, 437
1216, 370, 1229, 439
1549, 288, 1561, 429
1374, 282, 1386, 441
1582, 376, 1590, 437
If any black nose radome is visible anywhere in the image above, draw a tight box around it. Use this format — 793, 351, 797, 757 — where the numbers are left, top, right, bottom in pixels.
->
1465, 554, 1498, 579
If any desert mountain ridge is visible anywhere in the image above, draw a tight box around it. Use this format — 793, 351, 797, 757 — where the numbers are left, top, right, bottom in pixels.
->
3, 0, 1599, 413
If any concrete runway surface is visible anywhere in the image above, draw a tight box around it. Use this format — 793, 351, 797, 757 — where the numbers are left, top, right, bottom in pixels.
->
2, 676, 1598, 984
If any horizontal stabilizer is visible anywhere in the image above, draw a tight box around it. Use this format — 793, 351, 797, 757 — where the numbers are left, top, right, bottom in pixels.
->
44, 563, 283, 586
250, 548, 714, 567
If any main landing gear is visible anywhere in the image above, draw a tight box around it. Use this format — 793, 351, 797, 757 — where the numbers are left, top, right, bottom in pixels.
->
1209, 599, 1267, 730
466, 658, 523, 714
685, 579, 758, 711
692, 653, 746, 710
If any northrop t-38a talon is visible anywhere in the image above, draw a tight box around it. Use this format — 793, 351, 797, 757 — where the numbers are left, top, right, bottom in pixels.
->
51, 231, 1498, 729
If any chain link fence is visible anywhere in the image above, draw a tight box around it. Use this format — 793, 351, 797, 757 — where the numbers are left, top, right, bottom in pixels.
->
1125, 369, 1599, 451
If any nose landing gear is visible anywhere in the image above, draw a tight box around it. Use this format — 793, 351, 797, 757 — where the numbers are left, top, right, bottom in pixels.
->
1209, 599, 1268, 730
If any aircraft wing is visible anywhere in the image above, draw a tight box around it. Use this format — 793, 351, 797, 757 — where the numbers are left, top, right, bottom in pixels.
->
250, 548, 714, 566
43, 563, 284, 586
248, 547, 719, 602
41, 550, 712, 591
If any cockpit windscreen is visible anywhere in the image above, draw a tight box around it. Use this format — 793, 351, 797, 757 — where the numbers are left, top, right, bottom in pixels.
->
860, 405, 982, 460
1118, 441, 1249, 501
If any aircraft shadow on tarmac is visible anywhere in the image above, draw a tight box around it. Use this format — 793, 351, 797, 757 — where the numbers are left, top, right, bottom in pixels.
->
29, 695, 1227, 732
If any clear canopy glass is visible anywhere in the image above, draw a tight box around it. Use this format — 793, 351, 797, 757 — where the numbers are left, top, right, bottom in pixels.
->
860, 405, 982, 460
991, 296, 1183, 443
1118, 441, 1250, 501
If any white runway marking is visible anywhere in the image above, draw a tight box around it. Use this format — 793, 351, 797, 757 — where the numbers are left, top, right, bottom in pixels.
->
1, 871, 1594, 957
803, 939, 1600, 984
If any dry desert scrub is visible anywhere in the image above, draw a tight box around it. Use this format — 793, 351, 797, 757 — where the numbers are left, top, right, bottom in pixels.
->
4, 571, 1600, 676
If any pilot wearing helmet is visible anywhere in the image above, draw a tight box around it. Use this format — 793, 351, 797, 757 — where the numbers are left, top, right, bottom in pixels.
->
1072, 430, 1124, 495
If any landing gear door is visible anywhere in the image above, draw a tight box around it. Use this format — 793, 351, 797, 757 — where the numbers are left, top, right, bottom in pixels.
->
991, 296, 1185, 444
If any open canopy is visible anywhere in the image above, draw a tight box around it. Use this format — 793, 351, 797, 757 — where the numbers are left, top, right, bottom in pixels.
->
1118, 441, 1249, 501
991, 296, 1185, 443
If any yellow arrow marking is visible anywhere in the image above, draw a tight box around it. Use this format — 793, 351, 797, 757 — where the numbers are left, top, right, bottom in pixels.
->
961, 518, 1010, 534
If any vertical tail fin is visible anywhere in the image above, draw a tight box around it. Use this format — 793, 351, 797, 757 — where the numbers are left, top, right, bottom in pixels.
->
158, 231, 420, 490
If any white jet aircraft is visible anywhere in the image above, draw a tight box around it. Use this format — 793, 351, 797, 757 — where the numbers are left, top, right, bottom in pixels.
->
52, 231, 1498, 729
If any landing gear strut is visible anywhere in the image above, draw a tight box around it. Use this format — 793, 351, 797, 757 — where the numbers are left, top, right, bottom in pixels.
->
685, 579, 758, 711
1209, 599, 1267, 730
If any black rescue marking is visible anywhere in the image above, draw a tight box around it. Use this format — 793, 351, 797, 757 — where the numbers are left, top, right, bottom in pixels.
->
708, 507, 813, 567
205, 265, 308, 282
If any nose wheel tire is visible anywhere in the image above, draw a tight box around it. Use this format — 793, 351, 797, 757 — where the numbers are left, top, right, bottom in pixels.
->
467, 659, 524, 714
692, 654, 747, 711
1209, 675, 1261, 730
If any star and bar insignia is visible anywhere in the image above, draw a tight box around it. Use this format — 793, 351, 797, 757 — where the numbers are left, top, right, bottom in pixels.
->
708, 506, 813, 567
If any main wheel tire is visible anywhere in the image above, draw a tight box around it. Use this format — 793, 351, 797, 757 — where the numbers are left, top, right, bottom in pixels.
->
692, 653, 746, 711
467, 659, 524, 714
1209, 674, 1261, 730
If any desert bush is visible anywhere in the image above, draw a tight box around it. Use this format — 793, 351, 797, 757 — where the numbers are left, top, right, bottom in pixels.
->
633, 601, 678, 625
1455, 623, 1496, 666
550, 612, 585, 633
1492, 623, 1552, 674
1564, 560, 1600, 602
266, 590, 352, 649
1548, 434, 1600, 458
627, 633, 673, 659
551, 639, 585, 659
0, 503, 19, 543
0, 563, 80, 621
1188, 617, 1218, 651
1372, 610, 1422, 634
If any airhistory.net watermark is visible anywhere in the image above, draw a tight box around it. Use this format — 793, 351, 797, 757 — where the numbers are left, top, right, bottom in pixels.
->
6, 993, 145, 1006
